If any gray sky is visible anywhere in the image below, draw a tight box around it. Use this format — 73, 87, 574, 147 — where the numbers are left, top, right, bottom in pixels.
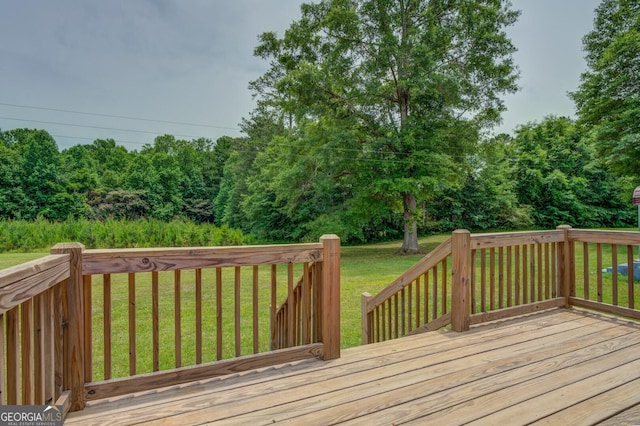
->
0, 0, 600, 151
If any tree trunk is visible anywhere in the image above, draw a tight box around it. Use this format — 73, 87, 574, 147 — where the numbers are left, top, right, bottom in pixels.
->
400, 192, 420, 254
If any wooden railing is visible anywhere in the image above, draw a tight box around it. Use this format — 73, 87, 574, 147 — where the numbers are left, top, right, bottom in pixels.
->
0, 253, 77, 415
567, 229, 640, 319
272, 261, 321, 350
361, 238, 453, 344
0, 235, 340, 413
363, 226, 640, 343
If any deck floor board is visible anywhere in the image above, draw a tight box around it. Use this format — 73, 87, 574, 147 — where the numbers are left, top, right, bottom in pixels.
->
66, 308, 640, 425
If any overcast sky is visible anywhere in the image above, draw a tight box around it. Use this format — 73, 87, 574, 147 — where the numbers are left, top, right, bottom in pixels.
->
0, 0, 600, 151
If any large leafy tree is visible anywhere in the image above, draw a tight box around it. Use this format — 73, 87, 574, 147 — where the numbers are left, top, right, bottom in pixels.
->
251, 0, 519, 252
571, 0, 640, 177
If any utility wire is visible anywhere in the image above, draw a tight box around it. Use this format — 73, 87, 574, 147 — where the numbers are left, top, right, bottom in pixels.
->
0, 116, 209, 140
0, 102, 240, 131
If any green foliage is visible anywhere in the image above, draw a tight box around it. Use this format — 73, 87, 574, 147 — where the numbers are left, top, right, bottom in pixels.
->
249, 0, 520, 251
0, 218, 249, 252
510, 116, 633, 228
571, 0, 640, 177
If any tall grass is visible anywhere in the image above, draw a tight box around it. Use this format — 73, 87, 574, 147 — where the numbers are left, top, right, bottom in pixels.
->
0, 218, 249, 252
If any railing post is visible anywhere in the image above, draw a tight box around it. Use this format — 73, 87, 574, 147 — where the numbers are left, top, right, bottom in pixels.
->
557, 225, 574, 307
320, 234, 340, 360
50, 243, 85, 411
361, 292, 372, 345
451, 229, 471, 332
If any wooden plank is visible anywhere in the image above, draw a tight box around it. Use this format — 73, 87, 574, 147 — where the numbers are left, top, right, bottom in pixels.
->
467, 358, 640, 425
270, 265, 277, 350
395, 332, 640, 425
44, 288, 55, 404
137, 313, 626, 425
432, 266, 438, 320
34, 293, 45, 404
469, 299, 565, 326
53, 285, 63, 402
21, 299, 34, 404
216, 268, 222, 361
570, 298, 640, 320
414, 276, 420, 329
0, 314, 5, 405
50, 242, 86, 411
441, 258, 447, 315
583, 242, 589, 300
506, 246, 512, 307
83, 275, 92, 383
628, 245, 635, 309
498, 247, 504, 309
83, 344, 323, 401
597, 243, 603, 302
195, 269, 203, 364
6, 307, 19, 404
285, 264, 293, 348
598, 402, 640, 425
490, 248, 495, 310
612, 244, 619, 305
0, 254, 69, 289
480, 248, 487, 312
569, 229, 640, 245
82, 244, 324, 275
523, 245, 529, 304
515, 245, 520, 305
104, 274, 112, 379
451, 230, 470, 331
0, 261, 70, 314
128, 273, 136, 376
151, 272, 158, 373
234, 267, 241, 357
471, 230, 563, 249
175, 270, 182, 368
252, 266, 259, 353
531, 378, 640, 425
423, 271, 428, 322
408, 313, 451, 335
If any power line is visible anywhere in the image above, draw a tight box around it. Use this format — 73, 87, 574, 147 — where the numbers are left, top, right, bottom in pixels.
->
0, 102, 241, 131
0, 116, 211, 140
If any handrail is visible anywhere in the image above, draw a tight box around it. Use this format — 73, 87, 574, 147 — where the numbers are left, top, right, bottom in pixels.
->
368, 238, 452, 308
363, 228, 578, 343
567, 229, 640, 320
0, 253, 73, 413
361, 238, 453, 344
0, 235, 340, 415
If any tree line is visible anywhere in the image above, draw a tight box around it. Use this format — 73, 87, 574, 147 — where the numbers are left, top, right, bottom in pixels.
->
0, 0, 637, 248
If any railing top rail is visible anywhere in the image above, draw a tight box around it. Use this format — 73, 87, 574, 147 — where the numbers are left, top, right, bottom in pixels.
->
83, 243, 324, 275
366, 238, 452, 310
568, 229, 640, 245
0, 254, 69, 289
470, 230, 563, 249
0, 253, 70, 314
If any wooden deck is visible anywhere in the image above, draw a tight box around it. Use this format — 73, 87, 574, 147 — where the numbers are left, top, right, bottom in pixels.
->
65, 308, 640, 425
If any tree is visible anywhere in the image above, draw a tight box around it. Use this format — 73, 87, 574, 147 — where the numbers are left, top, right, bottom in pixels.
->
428, 133, 532, 231
251, 0, 519, 252
571, 0, 640, 177
510, 116, 632, 228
